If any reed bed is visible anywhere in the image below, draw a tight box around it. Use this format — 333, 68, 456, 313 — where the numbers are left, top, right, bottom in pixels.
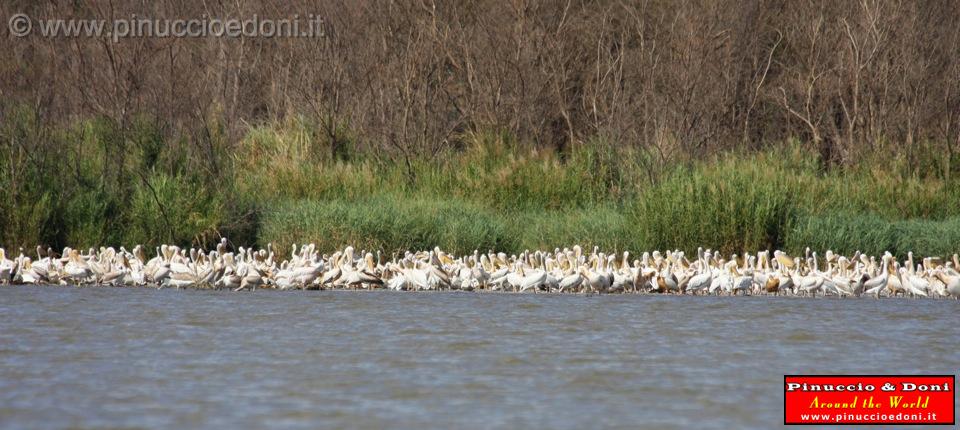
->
2, 114, 959, 258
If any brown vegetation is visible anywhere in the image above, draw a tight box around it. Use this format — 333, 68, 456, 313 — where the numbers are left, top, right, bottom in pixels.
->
3, 0, 958, 170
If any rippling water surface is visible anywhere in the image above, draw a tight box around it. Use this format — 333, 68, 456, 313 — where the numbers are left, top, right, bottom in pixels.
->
0, 285, 957, 429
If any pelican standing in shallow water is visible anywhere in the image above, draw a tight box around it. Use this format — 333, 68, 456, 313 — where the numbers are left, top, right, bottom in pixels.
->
0, 248, 15, 284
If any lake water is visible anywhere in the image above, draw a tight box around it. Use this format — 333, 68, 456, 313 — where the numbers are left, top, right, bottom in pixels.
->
0, 285, 957, 429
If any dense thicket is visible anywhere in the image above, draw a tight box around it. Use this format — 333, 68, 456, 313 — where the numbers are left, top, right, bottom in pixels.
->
2, 1, 959, 256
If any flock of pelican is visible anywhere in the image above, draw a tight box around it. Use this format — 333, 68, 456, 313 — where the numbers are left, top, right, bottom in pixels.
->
1, 240, 959, 298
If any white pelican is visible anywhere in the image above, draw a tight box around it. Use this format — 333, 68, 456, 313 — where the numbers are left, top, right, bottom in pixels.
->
0, 248, 14, 284
934, 270, 960, 299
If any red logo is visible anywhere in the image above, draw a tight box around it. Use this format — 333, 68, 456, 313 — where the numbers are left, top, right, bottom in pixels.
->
784, 375, 955, 425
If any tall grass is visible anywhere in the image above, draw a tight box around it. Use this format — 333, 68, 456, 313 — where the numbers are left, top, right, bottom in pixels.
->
260, 196, 511, 255
233, 124, 646, 209
0, 110, 228, 250
631, 151, 803, 255
3, 111, 959, 257
258, 197, 638, 258
787, 214, 960, 258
